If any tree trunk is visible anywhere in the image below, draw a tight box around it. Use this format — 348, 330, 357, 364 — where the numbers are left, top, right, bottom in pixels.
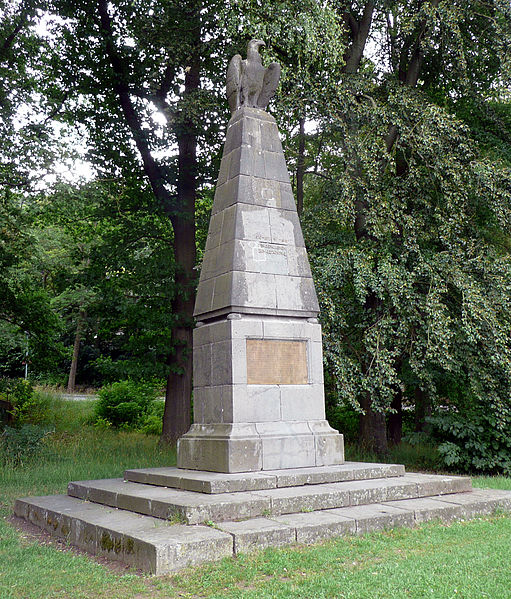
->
97, 0, 199, 445
387, 390, 402, 445
296, 116, 305, 216
359, 391, 388, 454
67, 310, 86, 394
414, 386, 431, 432
161, 36, 199, 445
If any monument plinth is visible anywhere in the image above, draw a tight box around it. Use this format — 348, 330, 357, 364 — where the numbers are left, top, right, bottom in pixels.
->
177, 60, 344, 471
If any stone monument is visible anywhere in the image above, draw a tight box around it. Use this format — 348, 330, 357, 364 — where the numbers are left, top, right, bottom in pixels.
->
177, 39, 345, 472
14, 41, 511, 576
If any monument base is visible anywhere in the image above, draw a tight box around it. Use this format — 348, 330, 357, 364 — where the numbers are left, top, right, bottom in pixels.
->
177, 420, 344, 473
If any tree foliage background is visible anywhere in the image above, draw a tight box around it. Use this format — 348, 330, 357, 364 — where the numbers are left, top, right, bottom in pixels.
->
1, 0, 511, 467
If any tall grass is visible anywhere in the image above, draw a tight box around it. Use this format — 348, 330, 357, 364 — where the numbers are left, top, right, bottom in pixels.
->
0, 393, 175, 511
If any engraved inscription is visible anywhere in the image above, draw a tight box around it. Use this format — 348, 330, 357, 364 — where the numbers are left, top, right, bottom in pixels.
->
246, 339, 308, 385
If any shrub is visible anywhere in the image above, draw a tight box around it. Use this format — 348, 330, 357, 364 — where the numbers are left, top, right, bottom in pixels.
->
427, 409, 511, 475
0, 378, 52, 425
139, 400, 165, 435
1, 424, 52, 467
93, 380, 158, 429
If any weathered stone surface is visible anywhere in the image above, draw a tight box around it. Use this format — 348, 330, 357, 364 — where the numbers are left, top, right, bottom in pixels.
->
272, 510, 356, 544
124, 462, 405, 494
383, 497, 463, 523
327, 503, 414, 534
217, 518, 295, 554
251, 484, 351, 515
434, 488, 511, 517
14, 494, 233, 574
68, 478, 271, 525
125, 467, 278, 494
194, 109, 318, 320
14, 479, 511, 573
69, 473, 474, 525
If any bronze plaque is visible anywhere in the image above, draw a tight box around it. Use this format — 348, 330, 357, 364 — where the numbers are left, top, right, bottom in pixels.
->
246, 339, 308, 385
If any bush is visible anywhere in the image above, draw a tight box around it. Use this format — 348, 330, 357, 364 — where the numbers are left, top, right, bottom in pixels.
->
0, 378, 51, 425
326, 401, 359, 443
93, 380, 158, 429
139, 400, 165, 435
427, 409, 511, 475
1, 424, 52, 467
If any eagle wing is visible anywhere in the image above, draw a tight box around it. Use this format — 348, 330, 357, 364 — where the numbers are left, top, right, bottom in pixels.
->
256, 62, 281, 110
226, 54, 242, 113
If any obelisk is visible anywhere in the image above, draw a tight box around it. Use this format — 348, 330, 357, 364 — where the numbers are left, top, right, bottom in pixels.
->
177, 40, 344, 472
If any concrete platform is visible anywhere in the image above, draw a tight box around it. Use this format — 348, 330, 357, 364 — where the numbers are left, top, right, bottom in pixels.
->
124, 462, 406, 494
14, 486, 511, 574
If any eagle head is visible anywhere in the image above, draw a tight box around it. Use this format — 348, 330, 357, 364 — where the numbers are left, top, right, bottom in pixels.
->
247, 39, 266, 55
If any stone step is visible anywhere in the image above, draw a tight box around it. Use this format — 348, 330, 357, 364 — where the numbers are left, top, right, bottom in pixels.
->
216, 488, 511, 554
124, 462, 406, 494
13, 495, 232, 575
68, 473, 472, 524
14, 488, 511, 573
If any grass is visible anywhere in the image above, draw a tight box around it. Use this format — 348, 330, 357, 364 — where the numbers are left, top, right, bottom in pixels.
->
1, 394, 511, 598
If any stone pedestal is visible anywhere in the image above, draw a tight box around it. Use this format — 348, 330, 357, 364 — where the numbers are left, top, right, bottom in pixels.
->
177, 107, 344, 473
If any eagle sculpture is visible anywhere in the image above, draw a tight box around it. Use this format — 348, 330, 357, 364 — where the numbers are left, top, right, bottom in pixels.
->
226, 39, 281, 113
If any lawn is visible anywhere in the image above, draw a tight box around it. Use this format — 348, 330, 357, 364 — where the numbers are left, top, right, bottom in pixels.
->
1, 395, 510, 599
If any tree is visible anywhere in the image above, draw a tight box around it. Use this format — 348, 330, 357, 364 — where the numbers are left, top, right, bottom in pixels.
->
301, 0, 511, 453
45, 0, 345, 442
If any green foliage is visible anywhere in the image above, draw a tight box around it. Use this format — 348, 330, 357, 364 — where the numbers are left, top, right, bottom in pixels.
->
138, 400, 165, 436
93, 380, 158, 429
427, 408, 511, 475
1, 424, 52, 467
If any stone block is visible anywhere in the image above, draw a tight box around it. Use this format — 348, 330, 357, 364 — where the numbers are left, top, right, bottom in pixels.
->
261, 317, 309, 339
211, 272, 234, 312
232, 385, 281, 422
328, 503, 414, 534
279, 182, 297, 211
240, 115, 263, 148
210, 340, 232, 386
231, 271, 277, 311
196, 386, 234, 424
219, 204, 237, 244
218, 518, 295, 554
223, 118, 242, 155
177, 424, 263, 473
242, 176, 282, 209
274, 275, 319, 314
236, 204, 272, 242
212, 178, 237, 215
260, 121, 283, 153
125, 466, 278, 494
309, 341, 325, 385
384, 497, 463, 523
261, 433, 316, 470
268, 208, 302, 246
264, 151, 290, 183
280, 386, 325, 421
351, 462, 405, 480
137, 525, 233, 574
216, 152, 231, 187
347, 479, 392, 505
230, 315, 263, 339
234, 239, 290, 276
273, 510, 355, 544
436, 489, 511, 517
193, 344, 212, 388
253, 483, 351, 515
269, 465, 353, 488
193, 277, 214, 316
